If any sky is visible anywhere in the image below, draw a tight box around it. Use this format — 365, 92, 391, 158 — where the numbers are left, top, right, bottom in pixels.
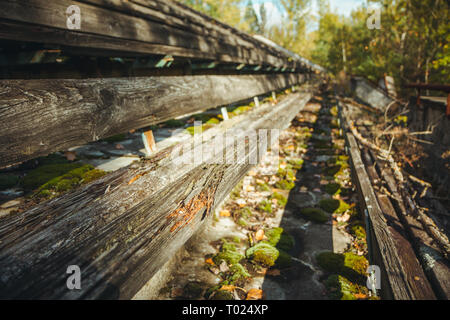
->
251, 0, 368, 31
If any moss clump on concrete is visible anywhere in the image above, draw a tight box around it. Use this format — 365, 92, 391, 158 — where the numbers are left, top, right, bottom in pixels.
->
23, 162, 86, 190
325, 275, 361, 300
246, 242, 279, 267
258, 199, 272, 213
351, 225, 366, 240
270, 192, 287, 207
275, 250, 292, 269
103, 133, 127, 143
211, 290, 234, 300
319, 198, 350, 215
230, 106, 251, 116
318, 198, 340, 213
0, 174, 20, 189
323, 164, 342, 176
237, 207, 252, 219
229, 263, 251, 284
324, 182, 341, 195
213, 241, 244, 266
335, 200, 351, 215
275, 179, 295, 191
316, 251, 368, 283
277, 166, 295, 181
237, 218, 248, 227
287, 158, 304, 170
298, 207, 329, 223
256, 181, 271, 192
265, 227, 295, 252
183, 281, 204, 299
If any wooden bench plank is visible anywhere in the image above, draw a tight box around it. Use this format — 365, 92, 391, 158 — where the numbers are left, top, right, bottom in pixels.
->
0, 73, 307, 168
0, 89, 315, 299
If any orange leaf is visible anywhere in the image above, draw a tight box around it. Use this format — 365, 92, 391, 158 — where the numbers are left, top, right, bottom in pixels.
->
219, 210, 231, 217
220, 285, 236, 292
266, 269, 281, 276
255, 229, 265, 241
246, 288, 263, 300
205, 258, 215, 266
354, 293, 367, 299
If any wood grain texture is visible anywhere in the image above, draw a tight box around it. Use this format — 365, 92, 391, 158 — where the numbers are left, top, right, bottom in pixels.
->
0, 0, 302, 69
0, 73, 306, 168
346, 133, 418, 300
0, 88, 316, 299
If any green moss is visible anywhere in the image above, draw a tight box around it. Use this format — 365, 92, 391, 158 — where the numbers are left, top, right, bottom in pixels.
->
323, 165, 342, 176
275, 250, 292, 269
23, 163, 85, 190
256, 181, 271, 192
258, 199, 272, 213
213, 241, 244, 266
275, 179, 295, 190
298, 207, 329, 223
335, 200, 351, 215
265, 227, 283, 246
277, 167, 295, 181
211, 290, 234, 300
164, 119, 185, 127
325, 275, 362, 300
186, 125, 201, 136
230, 180, 243, 200
265, 227, 295, 252
230, 106, 251, 116
103, 133, 127, 143
351, 225, 366, 240
206, 117, 220, 125
28, 164, 106, 199
316, 251, 368, 283
287, 158, 304, 170
246, 242, 279, 267
35, 153, 69, 166
0, 174, 19, 189
270, 192, 287, 207
183, 282, 204, 299
319, 199, 340, 213
82, 169, 107, 183
237, 207, 252, 219
237, 218, 248, 227
324, 182, 341, 195
232, 236, 241, 244
229, 263, 250, 283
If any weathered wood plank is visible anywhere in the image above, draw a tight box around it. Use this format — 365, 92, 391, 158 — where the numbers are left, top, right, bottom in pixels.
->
0, 73, 306, 168
0, 88, 315, 299
0, 0, 297, 69
361, 149, 436, 299
346, 132, 417, 300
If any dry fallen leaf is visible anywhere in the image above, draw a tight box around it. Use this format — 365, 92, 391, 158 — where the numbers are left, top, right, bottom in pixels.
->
255, 229, 265, 241
64, 151, 76, 161
115, 143, 125, 150
219, 210, 231, 217
354, 293, 367, 299
220, 285, 236, 292
271, 198, 278, 204
219, 261, 229, 272
205, 258, 215, 265
246, 288, 263, 300
414, 276, 420, 281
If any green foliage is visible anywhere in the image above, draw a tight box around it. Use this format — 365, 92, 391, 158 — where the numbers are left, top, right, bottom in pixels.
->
298, 207, 329, 223
316, 251, 368, 283
324, 182, 341, 195
265, 227, 295, 252
213, 241, 244, 266
23, 163, 86, 190
246, 242, 279, 267
270, 192, 288, 207
258, 199, 272, 213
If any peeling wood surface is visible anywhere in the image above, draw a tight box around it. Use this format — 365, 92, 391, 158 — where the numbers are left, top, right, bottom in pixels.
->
0, 73, 306, 168
0, 87, 316, 299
